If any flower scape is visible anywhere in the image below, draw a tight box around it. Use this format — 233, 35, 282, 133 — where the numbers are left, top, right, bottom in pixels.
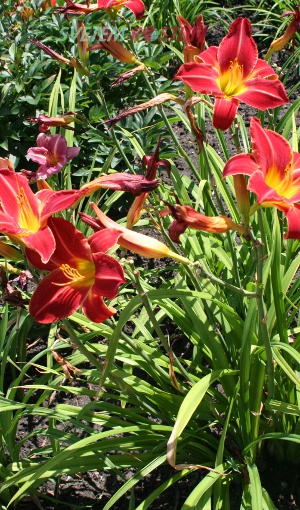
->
0, 1, 300, 509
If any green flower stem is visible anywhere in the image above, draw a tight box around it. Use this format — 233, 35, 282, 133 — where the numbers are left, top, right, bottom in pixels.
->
230, 125, 242, 153
126, 265, 195, 385
154, 208, 256, 298
63, 317, 174, 398
47, 323, 60, 456
201, 144, 242, 292
193, 262, 257, 298
152, 213, 209, 294
141, 72, 200, 181
114, 327, 178, 392
62, 319, 105, 373
251, 224, 275, 399
249, 202, 261, 217
95, 90, 134, 173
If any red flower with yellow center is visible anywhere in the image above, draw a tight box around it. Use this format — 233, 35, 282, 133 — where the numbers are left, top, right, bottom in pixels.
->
27, 217, 125, 324
175, 18, 289, 130
223, 117, 300, 239
0, 170, 85, 262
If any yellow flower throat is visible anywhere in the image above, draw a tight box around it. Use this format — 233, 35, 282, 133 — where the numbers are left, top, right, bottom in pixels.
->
218, 58, 246, 97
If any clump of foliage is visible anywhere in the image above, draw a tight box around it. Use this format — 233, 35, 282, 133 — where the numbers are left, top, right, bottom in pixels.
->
0, 0, 300, 509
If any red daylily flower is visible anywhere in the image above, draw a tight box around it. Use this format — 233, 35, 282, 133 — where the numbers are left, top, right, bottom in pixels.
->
223, 117, 300, 239
97, 0, 145, 19
126, 140, 170, 229
27, 133, 80, 180
266, 7, 300, 59
178, 14, 207, 63
56, 0, 144, 19
27, 217, 125, 324
0, 169, 86, 262
162, 201, 245, 243
175, 18, 289, 130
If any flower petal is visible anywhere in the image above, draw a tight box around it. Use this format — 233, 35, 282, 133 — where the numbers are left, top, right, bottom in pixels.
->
218, 18, 257, 76
36, 164, 64, 180
92, 252, 125, 299
249, 117, 292, 178
195, 46, 218, 67
25, 245, 58, 271
125, 0, 145, 18
66, 146, 80, 161
0, 211, 23, 235
213, 97, 239, 130
250, 59, 279, 79
45, 217, 92, 266
29, 268, 88, 323
97, 0, 144, 18
248, 171, 291, 204
292, 151, 300, 171
46, 133, 67, 155
88, 228, 122, 254
0, 170, 40, 226
175, 62, 221, 94
236, 78, 289, 110
169, 219, 188, 243
27, 146, 49, 165
23, 226, 56, 263
223, 153, 258, 177
38, 189, 86, 220
82, 293, 116, 323
126, 193, 148, 229
281, 204, 300, 239
36, 133, 48, 147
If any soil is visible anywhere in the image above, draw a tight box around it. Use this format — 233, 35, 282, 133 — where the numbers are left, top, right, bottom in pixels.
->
11, 335, 300, 510
3, 14, 300, 510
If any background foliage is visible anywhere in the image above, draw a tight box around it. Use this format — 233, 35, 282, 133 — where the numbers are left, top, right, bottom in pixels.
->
0, 0, 300, 509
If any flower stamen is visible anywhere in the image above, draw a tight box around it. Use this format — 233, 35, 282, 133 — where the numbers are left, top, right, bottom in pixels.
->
55, 262, 95, 287
17, 187, 39, 232
219, 58, 245, 97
